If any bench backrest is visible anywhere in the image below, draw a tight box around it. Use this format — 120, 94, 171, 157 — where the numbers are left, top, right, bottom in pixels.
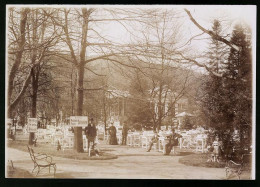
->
27, 146, 36, 163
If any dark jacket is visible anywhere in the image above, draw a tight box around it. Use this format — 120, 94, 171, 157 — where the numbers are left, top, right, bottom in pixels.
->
85, 124, 97, 140
167, 132, 182, 146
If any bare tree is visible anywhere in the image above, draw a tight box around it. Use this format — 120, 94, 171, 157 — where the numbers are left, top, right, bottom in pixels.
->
51, 8, 135, 152
7, 7, 60, 144
7, 8, 30, 118
117, 9, 194, 131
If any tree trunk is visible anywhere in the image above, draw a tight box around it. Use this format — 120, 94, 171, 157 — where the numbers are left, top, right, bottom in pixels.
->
29, 77, 37, 145
103, 89, 107, 135
74, 64, 85, 152
157, 84, 163, 132
29, 93, 37, 145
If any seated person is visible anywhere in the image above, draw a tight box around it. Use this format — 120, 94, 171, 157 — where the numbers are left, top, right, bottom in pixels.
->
164, 128, 182, 155
89, 143, 100, 157
147, 131, 159, 152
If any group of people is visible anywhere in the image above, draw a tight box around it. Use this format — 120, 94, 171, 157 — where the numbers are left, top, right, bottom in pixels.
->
84, 119, 129, 151
147, 128, 182, 155
85, 119, 181, 156
107, 122, 128, 145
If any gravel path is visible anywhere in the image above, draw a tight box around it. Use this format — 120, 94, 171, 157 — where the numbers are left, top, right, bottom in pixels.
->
6, 144, 251, 179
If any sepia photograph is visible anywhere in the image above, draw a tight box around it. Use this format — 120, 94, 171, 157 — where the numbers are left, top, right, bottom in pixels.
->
5, 4, 256, 179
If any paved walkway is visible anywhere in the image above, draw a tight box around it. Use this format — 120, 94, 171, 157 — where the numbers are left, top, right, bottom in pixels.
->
6, 144, 250, 179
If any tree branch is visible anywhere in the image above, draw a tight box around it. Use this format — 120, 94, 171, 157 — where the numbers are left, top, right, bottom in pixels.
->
184, 8, 241, 51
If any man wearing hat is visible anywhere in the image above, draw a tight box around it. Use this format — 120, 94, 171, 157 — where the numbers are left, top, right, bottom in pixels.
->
85, 118, 97, 151
164, 128, 182, 155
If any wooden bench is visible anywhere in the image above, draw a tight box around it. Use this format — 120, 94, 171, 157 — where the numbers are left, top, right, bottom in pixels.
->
225, 153, 251, 179
27, 146, 56, 177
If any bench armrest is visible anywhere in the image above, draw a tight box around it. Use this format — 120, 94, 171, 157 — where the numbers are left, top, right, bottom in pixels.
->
35, 153, 47, 159
225, 160, 242, 169
35, 154, 53, 163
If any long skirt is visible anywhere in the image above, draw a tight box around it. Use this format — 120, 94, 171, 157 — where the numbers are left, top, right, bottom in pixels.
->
109, 135, 118, 145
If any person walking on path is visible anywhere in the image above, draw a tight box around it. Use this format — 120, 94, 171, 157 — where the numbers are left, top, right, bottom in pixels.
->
85, 118, 97, 151
164, 128, 182, 155
108, 123, 118, 145
147, 131, 159, 152
121, 122, 128, 145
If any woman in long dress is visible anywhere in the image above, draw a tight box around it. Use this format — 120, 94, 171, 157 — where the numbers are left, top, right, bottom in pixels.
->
109, 124, 118, 145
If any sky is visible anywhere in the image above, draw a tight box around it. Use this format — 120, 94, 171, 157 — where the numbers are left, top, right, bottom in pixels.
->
6, 4, 256, 71
94, 5, 256, 44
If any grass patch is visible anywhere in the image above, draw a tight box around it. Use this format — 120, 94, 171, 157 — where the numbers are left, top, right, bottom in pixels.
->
7, 167, 35, 178
178, 152, 226, 168
8, 140, 118, 160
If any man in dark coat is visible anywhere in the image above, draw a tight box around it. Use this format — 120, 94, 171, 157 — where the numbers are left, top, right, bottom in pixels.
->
85, 118, 97, 150
164, 128, 182, 155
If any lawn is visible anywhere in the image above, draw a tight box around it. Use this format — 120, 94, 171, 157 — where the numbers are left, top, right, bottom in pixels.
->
7, 140, 118, 160
178, 152, 226, 168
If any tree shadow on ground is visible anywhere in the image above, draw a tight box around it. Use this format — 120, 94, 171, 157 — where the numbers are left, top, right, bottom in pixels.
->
176, 152, 194, 156
100, 149, 115, 152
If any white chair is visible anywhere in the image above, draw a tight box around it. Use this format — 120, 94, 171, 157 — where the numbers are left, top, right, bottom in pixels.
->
62, 135, 74, 151
141, 136, 149, 149
132, 133, 141, 147
195, 135, 207, 153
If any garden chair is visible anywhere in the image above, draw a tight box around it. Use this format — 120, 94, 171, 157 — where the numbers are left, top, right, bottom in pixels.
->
27, 145, 56, 177
225, 153, 251, 179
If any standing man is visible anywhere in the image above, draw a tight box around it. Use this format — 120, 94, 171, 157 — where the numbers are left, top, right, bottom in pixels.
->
164, 128, 182, 155
121, 121, 128, 145
85, 118, 97, 151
